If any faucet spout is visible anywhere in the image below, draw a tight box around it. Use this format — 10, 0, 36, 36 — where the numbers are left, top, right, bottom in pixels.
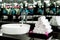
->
21, 9, 27, 24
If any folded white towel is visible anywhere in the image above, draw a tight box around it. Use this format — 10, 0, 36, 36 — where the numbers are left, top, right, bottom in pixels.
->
50, 16, 60, 26
33, 16, 52, 34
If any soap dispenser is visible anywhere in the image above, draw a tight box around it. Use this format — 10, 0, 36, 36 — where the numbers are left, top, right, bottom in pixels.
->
10, 8, 16, 15
0, 6, 2, 20
50, 1, 56, 15
2, 8, 8, 21
56, 0, 60, 15
44, 0, 50, 7
15, 8, 19, 15
28, 4, 34, 15
8, 8, 16, 21
44, 0, 51, 15
38, 8, 44, 15
3, 8, 8, 15
56, 0, 60, 6
37, 1, 44, 15
6, 8, 11, 15
57, 6, 60, 15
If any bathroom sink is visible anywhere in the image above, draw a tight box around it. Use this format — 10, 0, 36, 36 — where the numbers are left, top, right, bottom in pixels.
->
1, 24, 30, 35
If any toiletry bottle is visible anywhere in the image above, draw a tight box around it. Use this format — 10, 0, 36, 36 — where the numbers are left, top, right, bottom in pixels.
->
14, 7, 19, 22
44, 0, 50, 15
3, 8, 8, 15
37, 1, 44, 15
50, 2, 56, 15
0, 6, 2, 20
6, 8, 11, 15
38, 8, 44, 15
33, 3, 38, 15
8, 8, 16, 21
10, 8, 16, 15
56, 0, 60, 15
23, 1, 29, 15
15, 7, 19, 15
57, 6, 60, 15
28, 4, 34, 15
18, 6, 23, 22
2, 8, 8, 21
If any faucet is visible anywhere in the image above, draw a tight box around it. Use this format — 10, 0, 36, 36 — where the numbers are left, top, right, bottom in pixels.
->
21, 9, 27, 24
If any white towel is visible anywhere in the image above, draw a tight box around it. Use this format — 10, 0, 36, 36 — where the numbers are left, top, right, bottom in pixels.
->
50, 16, 60, 26
33, 16, 52, 34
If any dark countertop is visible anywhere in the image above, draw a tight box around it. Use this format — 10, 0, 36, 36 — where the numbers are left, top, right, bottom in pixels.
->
0, 36, 19, 40
0, 21, 60, 39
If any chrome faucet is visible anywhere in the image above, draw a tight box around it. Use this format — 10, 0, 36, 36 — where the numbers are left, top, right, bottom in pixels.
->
21, 9, 27, 24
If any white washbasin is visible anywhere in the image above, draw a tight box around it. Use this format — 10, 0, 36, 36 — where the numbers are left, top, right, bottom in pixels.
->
1, 24, 30, 35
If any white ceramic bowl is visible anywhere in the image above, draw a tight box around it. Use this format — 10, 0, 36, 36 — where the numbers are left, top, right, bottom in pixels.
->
1, 24, 30, 35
